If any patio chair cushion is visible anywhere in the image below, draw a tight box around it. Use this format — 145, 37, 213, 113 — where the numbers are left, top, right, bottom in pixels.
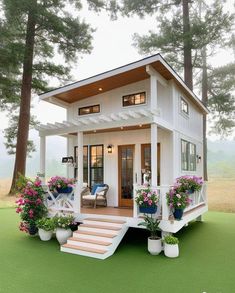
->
82, 194, 106, 201
95, 186, 106, 195
91, 184, 106, 195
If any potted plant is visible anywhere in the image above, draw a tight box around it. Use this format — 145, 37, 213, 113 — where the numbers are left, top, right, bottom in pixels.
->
163, 235, 179, 258
138, 215, 162, 255
47, 176, 75, 194
36, 218, 55, 241
16, 175, 47, 235
167, 187, 191, 220
53, 214, 74, 244
175, 175, 203, 194
135, 186, 159, 214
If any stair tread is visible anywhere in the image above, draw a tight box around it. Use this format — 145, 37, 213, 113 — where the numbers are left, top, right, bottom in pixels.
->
62, 243, 107, 254
74, 230, 117, 238
80, 224, 121, 231
85, 218, 126, 224
68, 237, 112, 246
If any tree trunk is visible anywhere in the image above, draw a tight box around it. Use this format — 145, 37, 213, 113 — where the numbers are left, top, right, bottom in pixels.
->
182, 0, 193, 90
201, 46, 208, 181
9, 4, 37, 194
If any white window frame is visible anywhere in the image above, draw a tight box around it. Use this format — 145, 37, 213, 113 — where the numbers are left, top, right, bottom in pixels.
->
180, 96, 189, 117
181, 139, 196, 172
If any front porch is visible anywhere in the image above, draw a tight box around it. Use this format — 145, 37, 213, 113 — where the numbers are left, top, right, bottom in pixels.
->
45, 183, 208, 233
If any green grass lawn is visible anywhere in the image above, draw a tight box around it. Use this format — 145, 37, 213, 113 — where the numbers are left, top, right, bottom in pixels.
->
0, 208, 234, 293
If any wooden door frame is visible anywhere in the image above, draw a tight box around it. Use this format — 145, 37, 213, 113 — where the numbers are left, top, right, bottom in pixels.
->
118, 144, 135, 208
141, 143, 161, 186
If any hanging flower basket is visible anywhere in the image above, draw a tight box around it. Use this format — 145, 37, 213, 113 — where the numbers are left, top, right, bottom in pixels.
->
139, 206, 157, 214
56, 187, 73, 194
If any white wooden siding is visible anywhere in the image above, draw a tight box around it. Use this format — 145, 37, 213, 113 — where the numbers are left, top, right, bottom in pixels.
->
68, 79, 150, 121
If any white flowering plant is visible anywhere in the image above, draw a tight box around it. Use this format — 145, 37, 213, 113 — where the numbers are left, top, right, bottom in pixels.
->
53, 215, 74, 230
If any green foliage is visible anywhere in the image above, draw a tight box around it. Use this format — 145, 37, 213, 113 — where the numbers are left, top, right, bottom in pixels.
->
163, 235, 179, 245
4, 113, 38, 156
138, 214, 160, 239
208, 64, 235, 137
36, 218, 55, 231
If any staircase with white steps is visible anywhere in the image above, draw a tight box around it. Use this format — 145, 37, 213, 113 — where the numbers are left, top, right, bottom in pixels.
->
61, 218, 128, 259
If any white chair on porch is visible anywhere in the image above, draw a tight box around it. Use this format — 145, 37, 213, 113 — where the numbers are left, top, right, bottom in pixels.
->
81, 184, 109, 208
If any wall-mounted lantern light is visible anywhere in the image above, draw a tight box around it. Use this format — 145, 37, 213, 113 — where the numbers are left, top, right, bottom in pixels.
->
107, 144, 113, 154
196, 155, 201, 164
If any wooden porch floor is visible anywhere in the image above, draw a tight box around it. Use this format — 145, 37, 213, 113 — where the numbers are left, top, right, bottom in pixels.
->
81, 206, 133, 217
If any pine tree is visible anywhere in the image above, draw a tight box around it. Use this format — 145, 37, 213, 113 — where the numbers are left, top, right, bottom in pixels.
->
114, 0, 234, 180
0, 0, 95, 193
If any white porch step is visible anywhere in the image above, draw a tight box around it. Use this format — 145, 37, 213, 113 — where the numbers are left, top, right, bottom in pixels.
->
61, 217, 129, 259
62, 243, 108, 255
78, 224, 120, 235
67, 237, 112, 250
73, 230, 117, 242
83, 218, 125, 228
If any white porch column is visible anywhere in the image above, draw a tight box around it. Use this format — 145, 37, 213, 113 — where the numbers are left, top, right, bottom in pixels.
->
134, 143, 141, 185
39, 135, 46, 184
150, 75, 157, 111
151, 123, 158, 187
74, 131, 83, 214
67, 136, 74, 178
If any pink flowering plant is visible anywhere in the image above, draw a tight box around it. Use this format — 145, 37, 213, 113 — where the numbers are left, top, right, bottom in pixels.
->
167, 187, 191, 210
47, 176, 75, 191
175, 175, 203, 193
135, 187, 159, 208
16, 175, 47, 233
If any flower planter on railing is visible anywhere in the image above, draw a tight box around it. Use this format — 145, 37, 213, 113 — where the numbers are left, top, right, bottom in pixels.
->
56, 187, 73, 194
139, 206, 157, 214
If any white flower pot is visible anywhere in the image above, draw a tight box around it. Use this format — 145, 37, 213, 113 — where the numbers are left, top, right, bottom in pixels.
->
164, 243, 179, 258
38, 228, 53, 241
56, 228, 72, 245
148, 237, 162, 255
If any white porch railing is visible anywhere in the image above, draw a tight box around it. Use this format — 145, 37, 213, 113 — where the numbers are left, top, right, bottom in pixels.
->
43, 186, 76, 214
133, 183, 207, 220
184, 183, 207, 213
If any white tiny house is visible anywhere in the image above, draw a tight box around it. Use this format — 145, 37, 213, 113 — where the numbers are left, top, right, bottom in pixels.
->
37, 54, 208, 258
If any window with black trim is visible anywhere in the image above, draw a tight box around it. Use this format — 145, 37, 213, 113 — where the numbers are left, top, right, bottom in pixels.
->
78, 104, 100, 116
122, 92, 146, 107
90, 145, 104, 187
181, 139, 196, 171
180, 97, 189, 115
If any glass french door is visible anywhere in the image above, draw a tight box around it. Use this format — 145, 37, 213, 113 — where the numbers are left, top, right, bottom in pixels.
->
141, 143, 161, 186
118, 145, 135, 207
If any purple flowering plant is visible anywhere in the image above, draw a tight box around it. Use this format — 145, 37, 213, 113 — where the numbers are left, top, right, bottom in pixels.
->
167, 175, 203, 210
48, 176, 75, 191
16, 175, 47, 233
135, 185, 159, 208
176, 175, 203, 193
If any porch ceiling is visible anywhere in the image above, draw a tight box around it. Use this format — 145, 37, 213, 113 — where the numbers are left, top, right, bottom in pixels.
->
39, 54, 208, 114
